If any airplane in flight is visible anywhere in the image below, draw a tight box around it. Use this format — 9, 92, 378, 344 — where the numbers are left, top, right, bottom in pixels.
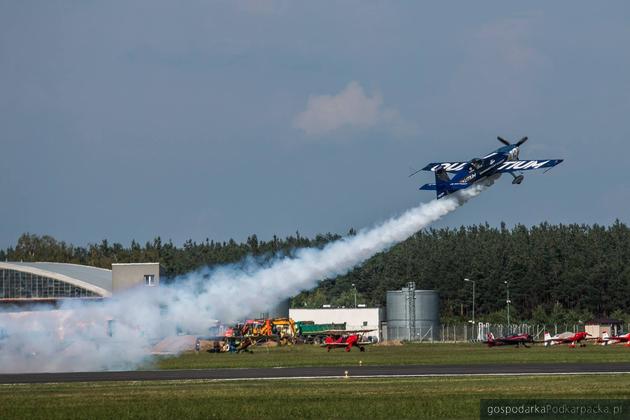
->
411, 136, 563, 199
483, 332, 534, 348
543, 331, 593, 348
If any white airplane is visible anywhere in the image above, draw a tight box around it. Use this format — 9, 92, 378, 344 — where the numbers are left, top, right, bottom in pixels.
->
543, 331, 593, 348
600, 331, 630, 346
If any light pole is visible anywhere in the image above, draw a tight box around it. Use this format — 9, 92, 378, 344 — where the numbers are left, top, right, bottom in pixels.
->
352, 283, 357, 308
504, 280, 511, 334
464, 278, 475, 326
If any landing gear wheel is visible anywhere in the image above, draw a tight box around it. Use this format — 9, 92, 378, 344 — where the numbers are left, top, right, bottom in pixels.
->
511, 174, 524, 185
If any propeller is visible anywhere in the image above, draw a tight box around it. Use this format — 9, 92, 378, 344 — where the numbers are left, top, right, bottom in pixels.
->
497, 136, 528, 147
497, 136, 510, 146
515, 136, 528, 146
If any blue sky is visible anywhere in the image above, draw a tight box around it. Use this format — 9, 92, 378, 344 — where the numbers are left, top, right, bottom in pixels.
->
1, 1, 629, 249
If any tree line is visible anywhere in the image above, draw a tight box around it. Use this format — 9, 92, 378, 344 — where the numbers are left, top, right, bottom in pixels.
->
2, 221, 629, 324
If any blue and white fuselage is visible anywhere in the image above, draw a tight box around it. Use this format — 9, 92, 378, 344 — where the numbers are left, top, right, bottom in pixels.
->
418, 137, 563, 199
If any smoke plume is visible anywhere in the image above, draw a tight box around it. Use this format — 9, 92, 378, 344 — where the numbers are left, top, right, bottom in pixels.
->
0, 183, 489, 373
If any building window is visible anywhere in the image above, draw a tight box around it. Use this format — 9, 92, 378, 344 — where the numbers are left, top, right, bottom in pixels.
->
363, 321, 368, 326
144, 274, 155, 286
0, 269, 98, 299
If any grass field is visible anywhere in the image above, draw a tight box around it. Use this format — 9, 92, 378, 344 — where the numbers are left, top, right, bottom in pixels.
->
2, 375, 630, 419
153, 342, 630, 370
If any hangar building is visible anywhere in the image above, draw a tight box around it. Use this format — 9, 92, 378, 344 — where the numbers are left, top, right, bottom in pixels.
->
290, 307, 384, 341
0, 261, 161, 304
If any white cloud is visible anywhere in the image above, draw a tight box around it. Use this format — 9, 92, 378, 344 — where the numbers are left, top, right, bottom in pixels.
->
293, 81, 413, 137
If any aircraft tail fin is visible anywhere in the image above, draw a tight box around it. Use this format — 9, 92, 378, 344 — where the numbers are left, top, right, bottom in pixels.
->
419, 183, 437, 191
435, 167, 451, 183
544, 331, 552, 346
436, 184, 450, 199
419, 169, 470, 199
435, 168, 453, 199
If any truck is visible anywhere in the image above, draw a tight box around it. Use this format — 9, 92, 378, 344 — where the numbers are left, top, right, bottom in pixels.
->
295, 321, 347, 344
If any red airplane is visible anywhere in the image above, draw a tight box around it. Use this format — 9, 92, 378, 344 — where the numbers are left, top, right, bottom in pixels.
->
600, 331, 630, 346
543, 331, 593, 348
320, 330, 374, 352
483, 332, 534, 347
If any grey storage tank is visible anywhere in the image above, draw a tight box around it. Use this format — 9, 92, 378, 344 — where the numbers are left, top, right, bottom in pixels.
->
386, 283, 439, 341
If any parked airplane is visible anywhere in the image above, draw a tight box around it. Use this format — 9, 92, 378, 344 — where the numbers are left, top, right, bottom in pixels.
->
483, 332, 534, 348
321, 330, 375, 352
543, 331, 593, 348
601, 331, 630, 346
412, 136, 563, 199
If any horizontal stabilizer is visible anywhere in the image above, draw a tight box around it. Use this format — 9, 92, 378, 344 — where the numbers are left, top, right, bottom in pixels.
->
436, 181, 469, 199
421, 181, 470, 199
444, 182, 469, 190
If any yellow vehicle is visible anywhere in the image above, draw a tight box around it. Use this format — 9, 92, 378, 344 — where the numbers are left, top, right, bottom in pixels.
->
250, 317, 296, 345
271, 317, 297, 344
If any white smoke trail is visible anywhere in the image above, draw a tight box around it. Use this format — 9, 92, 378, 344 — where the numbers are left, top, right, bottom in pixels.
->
0, 182, 490, 373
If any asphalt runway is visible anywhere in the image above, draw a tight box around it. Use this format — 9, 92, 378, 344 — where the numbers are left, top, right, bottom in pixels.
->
2, 363, 630, 384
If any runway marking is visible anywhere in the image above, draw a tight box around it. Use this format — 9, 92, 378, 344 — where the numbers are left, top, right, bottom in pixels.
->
6, 371, 624, 385
183, 371, 630, 382
3, 364, 630, 384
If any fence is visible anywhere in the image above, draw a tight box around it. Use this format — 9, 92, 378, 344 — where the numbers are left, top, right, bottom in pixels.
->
385, 325, 438, 342
440, 323, 565, 342
386, 323, 630, 343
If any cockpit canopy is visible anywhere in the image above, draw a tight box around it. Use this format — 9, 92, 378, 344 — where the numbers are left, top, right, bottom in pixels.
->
469, 158, 483, 170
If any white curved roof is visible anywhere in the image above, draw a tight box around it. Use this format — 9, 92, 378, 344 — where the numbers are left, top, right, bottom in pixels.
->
0, 262, 112, 297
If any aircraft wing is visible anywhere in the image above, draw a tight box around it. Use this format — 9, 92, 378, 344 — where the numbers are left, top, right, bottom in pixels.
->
319, 342, 373, 347
319, 329, 376, 335
495, 159, 563, 172
420, 162, 469, 172
339, 329, 376, 334
494, 338, 526, 344
541, 337, 568, 343
320, 343, 349, 347
221, 334, 277, 341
